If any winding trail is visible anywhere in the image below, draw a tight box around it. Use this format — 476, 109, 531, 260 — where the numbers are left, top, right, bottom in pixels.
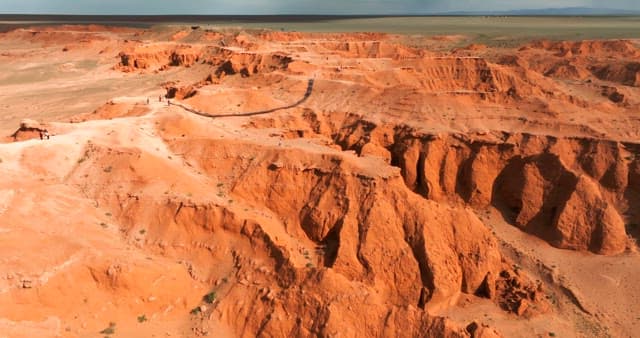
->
169, 79, 314, 118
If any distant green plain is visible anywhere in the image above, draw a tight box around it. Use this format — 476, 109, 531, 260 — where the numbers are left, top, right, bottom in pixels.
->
206, 16, 640, 46
2, 16, 640, 46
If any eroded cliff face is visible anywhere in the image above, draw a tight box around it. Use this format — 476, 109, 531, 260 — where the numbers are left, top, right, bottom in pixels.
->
115, 44, 204, 72
273, 112, 637, 255
58, 111, 546, 336
392, 133, 635, 255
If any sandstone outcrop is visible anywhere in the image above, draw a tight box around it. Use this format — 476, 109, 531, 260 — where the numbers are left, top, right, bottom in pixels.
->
10, 119, 49, 141
260, 112, 637, 255
116, 44, 203, 72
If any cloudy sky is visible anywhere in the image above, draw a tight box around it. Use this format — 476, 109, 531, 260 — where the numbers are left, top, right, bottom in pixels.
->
0, 0, 637, 15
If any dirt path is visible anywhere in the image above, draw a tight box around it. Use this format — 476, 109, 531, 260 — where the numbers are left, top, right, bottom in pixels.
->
169, 79, 314, 118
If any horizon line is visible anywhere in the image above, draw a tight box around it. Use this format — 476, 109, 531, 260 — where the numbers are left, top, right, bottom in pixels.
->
0, 5, 639, 17
1, 13, 639, 17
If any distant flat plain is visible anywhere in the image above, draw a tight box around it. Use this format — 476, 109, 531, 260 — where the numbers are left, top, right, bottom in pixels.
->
1, 15, 639, 45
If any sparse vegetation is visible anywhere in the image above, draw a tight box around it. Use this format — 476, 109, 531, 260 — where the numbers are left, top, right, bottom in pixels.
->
99, 322, 116, 335
139, 229, 146, 235
103, 166, 113, 173
137, 314, 147, 323
303, 249, 313, 268
77, 149, 90, 164
203, 291, 217, 304
100, 222, 108, 228
190, 307, 201, 315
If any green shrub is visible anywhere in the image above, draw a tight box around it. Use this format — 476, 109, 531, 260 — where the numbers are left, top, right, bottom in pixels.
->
99, 322, 116, 335
203, 291, 216, 304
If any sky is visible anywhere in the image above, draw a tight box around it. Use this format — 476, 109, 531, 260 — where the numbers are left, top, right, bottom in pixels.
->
0, 0, 637, 15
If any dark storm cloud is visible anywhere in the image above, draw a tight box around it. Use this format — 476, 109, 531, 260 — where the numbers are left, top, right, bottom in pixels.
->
0, 0, 637, 14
